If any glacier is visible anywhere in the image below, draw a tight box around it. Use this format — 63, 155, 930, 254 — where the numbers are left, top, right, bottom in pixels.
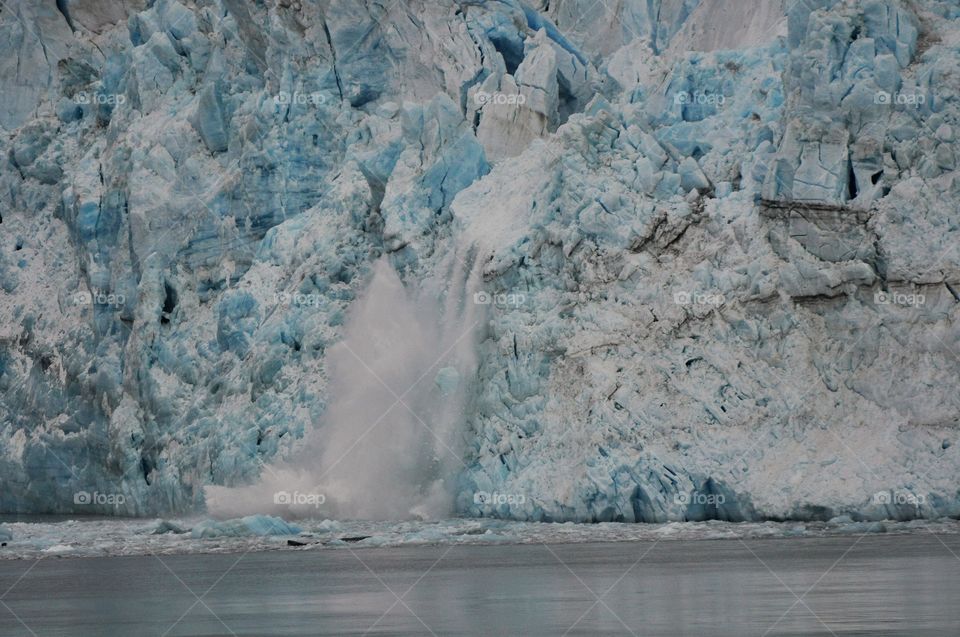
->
0, 0, 959, 525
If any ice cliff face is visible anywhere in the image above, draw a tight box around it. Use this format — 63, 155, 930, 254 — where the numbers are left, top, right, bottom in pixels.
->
1, 0, 958, 522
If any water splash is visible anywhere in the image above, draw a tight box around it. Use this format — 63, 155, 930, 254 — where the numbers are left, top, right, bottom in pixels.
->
207, 255, 484, 520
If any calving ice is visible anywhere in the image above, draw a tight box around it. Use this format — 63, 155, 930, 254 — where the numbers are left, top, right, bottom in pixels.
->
1, 0, 959, 632
206, 255, 485, 520
0, 0, 956, 545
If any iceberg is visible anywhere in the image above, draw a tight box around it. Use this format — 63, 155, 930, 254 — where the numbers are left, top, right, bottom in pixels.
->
190, 515, 302, 539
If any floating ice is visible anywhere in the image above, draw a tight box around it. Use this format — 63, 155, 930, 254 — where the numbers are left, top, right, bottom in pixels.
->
190, 515, 302, 539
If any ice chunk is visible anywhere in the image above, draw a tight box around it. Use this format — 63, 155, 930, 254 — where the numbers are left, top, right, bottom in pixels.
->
678, 157, 711, 192
190, 516, 302, 539
434, 367, 461, 396
148, 520, 189, 535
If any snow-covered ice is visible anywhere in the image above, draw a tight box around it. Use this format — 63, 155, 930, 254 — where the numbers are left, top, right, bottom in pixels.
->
0, 0, 959, 527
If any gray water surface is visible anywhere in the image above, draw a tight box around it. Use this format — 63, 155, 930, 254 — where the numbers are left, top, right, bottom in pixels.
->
1, 533, 958, 636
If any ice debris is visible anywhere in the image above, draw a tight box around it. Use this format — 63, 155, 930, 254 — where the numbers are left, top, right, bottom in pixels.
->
190, 515, 302, 539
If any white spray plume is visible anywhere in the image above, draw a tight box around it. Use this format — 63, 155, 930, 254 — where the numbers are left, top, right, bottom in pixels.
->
206, 254, 484, 520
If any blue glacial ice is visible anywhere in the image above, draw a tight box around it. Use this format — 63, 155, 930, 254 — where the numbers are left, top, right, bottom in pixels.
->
0, 0, 959, 527
190, 514, 301, 539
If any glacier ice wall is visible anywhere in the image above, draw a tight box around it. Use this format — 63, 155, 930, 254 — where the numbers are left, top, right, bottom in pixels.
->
0, 0, 958, 522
